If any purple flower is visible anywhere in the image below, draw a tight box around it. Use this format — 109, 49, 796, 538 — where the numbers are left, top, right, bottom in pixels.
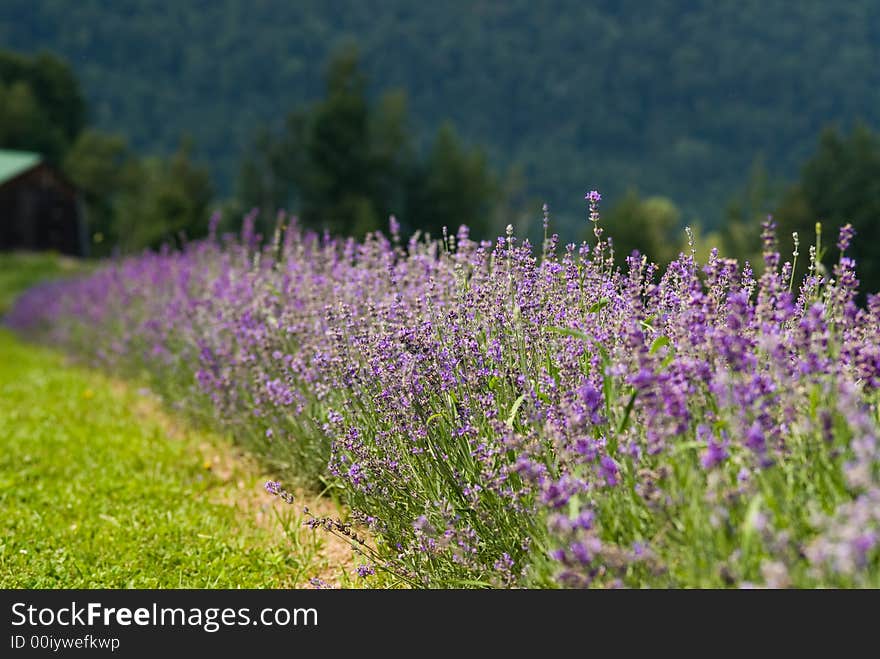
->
347, 463, 365, 486
698, 425, 728, 469
837, 223, 855, 252
493, 552, 515, 573
599, 455, 619, 487
264, 480, 294, 503
745, 421, 766, 454
11, 191, 880, 590
572, 509, 594, 530
356, 564, 376, 578
578, 382, 603, 414
574, 437, 599, 461
700, 440, 728, 470
585, 190, 602, 230
569, 541, 592, 565
761, 216, 777, 252
852, 532, 877, 564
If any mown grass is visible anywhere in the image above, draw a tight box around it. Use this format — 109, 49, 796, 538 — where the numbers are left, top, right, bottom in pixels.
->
0, 251, 94, 316
0, 328, 355, 587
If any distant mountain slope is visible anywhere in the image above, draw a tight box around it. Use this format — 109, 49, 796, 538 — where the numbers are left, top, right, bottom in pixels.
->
3, 1, 879, 229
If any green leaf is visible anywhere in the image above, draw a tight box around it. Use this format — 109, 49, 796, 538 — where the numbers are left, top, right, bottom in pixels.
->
742, 494, 765, 548
545, 326, 589, 341
506, 393, 527, 428
546, 348, 560, 381
617, 390, 638, 433
649, 336, 670, 355
669, 440, 704, 454
589, 298, 610, 313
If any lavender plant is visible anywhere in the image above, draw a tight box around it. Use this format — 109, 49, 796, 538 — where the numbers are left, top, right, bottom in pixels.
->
8, 197, 879, 588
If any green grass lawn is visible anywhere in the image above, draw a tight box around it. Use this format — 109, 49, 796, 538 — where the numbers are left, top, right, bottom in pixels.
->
0, 251, 96, 316
0, 329, 351, 587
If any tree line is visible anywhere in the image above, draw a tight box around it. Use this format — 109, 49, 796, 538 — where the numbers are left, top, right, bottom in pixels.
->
2, 48, 879, 295
233, 47, 502, 241
5, 1, 879, 228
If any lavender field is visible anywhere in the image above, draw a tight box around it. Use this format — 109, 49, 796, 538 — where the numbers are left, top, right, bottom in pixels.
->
8, 197, 880, 588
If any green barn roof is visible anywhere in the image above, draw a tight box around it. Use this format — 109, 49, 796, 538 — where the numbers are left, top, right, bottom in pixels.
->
0, 149, 41, 185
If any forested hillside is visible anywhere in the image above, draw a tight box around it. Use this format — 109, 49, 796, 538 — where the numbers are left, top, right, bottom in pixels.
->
2, 1, 879, 228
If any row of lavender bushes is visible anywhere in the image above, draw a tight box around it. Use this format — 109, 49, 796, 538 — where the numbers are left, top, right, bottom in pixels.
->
8, 198, 879, 588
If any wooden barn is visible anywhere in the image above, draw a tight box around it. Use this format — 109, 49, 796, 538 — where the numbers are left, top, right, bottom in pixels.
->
0, 149, 86, 256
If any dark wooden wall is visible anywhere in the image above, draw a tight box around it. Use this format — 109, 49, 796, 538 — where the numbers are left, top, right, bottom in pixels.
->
0, 165, 84, 256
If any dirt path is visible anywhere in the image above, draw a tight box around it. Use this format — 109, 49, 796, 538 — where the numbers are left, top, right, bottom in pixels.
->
119, 382, 359, 587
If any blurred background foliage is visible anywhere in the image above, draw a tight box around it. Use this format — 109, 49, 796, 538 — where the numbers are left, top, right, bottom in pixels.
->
1, 2, 879, 293
235, 48, 501, 240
